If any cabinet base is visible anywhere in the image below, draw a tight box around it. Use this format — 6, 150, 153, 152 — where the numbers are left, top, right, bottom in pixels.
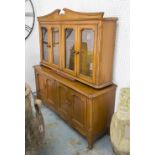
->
34, 65, 116, 149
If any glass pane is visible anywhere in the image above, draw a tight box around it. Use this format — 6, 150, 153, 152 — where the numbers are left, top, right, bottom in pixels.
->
52, 28, 59, 65
80, 29, 94, 77
41, 27, 48, 61
65, 28, 75, 70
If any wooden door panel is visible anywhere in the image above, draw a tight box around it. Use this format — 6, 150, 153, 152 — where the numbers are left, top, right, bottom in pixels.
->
62, 25, 78, 76
39, 25, 50, 65
58, 84, 72, 121
77, 25, 97, 84
71, 92, 87, 130
49, 25, 61, 69
46, 78, 58, 109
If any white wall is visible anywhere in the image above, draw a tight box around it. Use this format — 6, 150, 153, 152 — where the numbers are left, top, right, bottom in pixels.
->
25, 0, 130, 110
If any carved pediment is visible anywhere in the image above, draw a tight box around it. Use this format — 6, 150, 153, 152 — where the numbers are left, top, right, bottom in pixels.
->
38, 8, 104, 21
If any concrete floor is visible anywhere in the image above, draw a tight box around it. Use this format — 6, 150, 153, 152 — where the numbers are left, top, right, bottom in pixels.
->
37, 105, 116, 155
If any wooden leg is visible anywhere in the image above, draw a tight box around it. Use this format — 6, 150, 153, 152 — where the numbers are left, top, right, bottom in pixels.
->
88, 141, 93, 149
87, 133, 93, 149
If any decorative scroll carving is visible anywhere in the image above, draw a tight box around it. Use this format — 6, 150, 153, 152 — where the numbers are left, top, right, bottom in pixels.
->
38, 8, 104, 21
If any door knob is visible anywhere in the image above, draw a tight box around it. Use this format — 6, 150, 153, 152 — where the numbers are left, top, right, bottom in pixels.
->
47, 44, 51, 48
76, 51, 80, 54
73, 50, 79, 54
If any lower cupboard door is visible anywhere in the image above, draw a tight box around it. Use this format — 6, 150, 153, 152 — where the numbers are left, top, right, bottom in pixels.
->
58, 83, 72, 121
46, 78, 58, 110
71, 92, 87, 132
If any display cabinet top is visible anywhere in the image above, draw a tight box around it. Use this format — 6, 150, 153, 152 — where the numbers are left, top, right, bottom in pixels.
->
38, 8, 118, 22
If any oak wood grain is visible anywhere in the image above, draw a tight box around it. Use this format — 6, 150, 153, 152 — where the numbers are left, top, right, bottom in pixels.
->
34, 66, 116, 149
38, 8, 118, 88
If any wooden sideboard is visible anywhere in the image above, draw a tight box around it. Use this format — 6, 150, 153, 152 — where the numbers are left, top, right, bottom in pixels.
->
34, 65, 116, 148
37, 8, 117, 88
34, 8, 117, 149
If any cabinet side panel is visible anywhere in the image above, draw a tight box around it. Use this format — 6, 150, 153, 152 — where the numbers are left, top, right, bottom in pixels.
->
34, 71, 46, 100
99, 21, 117, 85
92, 88, 116, 138
34, 69, 39, 98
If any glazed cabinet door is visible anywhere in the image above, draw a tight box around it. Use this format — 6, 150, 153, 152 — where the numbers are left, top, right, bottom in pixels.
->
46, 78, 58, 110
39, 25, 50, 65
58, 83, 72, 122
49, 25, 61, 69
77, 25, 97, 83
35, 72, 47, 100
62, 25, 78, 76
71, 91, 87, 132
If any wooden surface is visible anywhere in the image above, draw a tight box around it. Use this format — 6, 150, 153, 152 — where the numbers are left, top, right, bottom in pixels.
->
38, 8, 104, 22
98, 20, 117, 85
34, 65, 116, 148
38, 8, 118, 88
34, 65, 116, 98
35, 9, 117, 148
